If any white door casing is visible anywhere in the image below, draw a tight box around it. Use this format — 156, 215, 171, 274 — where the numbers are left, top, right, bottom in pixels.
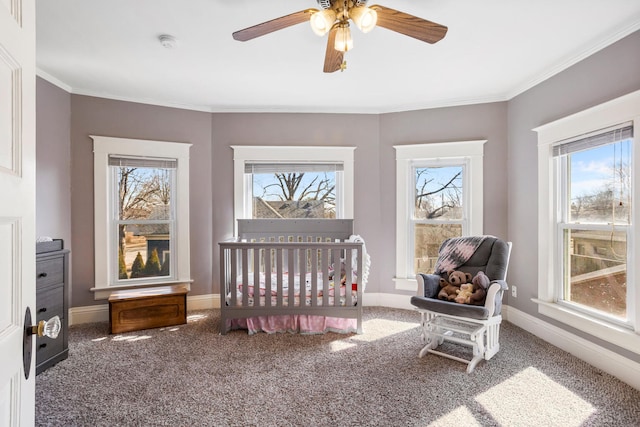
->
0, 0, 36, 425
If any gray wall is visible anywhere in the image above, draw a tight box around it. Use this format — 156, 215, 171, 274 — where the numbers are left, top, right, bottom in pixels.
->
210, 113, 382, 294
68, 96, 213, 307
506, 30, 640, 361
378, 102, 509, 297
35, 29, 640, 361
36, 78, 71, 245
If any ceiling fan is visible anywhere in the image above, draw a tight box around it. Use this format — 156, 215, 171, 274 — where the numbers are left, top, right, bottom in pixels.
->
232, 0, 448, 73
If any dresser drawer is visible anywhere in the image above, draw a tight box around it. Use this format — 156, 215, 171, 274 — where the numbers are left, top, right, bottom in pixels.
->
36, 334, 65, 364
36, 285, 64, 321
36, 256, 64, 288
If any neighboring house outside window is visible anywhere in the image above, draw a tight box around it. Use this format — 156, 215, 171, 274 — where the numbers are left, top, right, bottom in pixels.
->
92, 136, 191, 299
231, 146, 355, 228
394, 141, 485, 291
535, 90, 640, 354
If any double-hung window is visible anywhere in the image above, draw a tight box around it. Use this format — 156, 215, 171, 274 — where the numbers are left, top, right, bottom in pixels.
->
232, 146, 355, 225
536, 90, 640, 353
555, 124, 632, 322
93, 136, 191, 299
394, 141, 485, 291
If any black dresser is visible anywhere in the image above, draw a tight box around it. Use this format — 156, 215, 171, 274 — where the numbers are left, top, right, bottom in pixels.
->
35, 240, 70, 375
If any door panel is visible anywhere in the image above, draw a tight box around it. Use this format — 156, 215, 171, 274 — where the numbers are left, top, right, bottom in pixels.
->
0, 0, 35, 425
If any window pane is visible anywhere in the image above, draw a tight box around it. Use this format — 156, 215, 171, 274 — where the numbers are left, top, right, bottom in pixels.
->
568, 140, 631, 224
118, 223, 171, 280
116, 167, 172, 221
563, 228, 626, 319
414, 166, 463, 220
250, 170, 336, 219
414, 223, 462, 273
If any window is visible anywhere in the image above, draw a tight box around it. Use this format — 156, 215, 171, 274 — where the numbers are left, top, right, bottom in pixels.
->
555, 124, 632, 323
92, 136, 191, 299
394, 141, 485, 291
232, 146, 355, 226
536, 89, 640, 354
245, 162, 341, 219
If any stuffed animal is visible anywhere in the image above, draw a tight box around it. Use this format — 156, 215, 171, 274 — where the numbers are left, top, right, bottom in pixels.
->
437, 270, 472, 301
454, 283, 474, 304
469, 271, 490, 305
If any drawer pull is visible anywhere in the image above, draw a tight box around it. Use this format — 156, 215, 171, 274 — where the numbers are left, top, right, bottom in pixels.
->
38, 307, 47, 313
38, 272, 48, 278
39, 343, 47, 349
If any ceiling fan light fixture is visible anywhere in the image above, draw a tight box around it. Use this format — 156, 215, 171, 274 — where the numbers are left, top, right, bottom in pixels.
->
350, 6, 377, 33
310, 9, 336, 36
334, 23, 353, 52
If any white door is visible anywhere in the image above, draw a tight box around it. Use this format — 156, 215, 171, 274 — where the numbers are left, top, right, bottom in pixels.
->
0, 0, 36, 425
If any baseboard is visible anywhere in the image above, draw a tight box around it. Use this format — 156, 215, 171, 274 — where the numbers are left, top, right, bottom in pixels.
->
68, 304, 109, 325
503, 305, 640, 391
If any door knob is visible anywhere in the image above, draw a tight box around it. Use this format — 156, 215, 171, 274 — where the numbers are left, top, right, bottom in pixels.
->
27, 315, 61, 339
24, 308, 61, 380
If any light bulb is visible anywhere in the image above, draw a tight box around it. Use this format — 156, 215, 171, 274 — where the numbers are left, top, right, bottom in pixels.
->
310, 9, 336, 36
350, 6, 377, 33
334, 24, 353, 52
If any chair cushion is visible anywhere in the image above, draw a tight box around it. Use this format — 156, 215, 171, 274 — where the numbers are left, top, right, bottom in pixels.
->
410, 296, 490, 320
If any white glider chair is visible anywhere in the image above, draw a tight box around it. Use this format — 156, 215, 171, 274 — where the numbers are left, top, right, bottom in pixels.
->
410, 236, 511, 373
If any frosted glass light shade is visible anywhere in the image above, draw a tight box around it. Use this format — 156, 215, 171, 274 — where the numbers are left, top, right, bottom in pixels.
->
310, 9, 337, 36
334, 24, 353, 52
350, 6, 377, 33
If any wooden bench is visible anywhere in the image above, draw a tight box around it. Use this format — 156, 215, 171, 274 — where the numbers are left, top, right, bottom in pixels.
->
108, 284, 188, 334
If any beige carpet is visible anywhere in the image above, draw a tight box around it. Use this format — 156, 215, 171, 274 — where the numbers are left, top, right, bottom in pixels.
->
36, 307, 640, 426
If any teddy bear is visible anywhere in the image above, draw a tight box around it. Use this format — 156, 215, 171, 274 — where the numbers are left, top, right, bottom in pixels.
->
455, 271, 491, 304
469, 271, 490, 305
437, 270, 472, 301
454, 283, 474, 304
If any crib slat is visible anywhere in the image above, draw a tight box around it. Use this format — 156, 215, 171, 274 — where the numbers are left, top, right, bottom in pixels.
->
332, 248, 341, 307
254, 247, 261, 307
311, 248, 318, 307
230, 248, 237, 308
345, 248, 353, 307
276, 248, 283, 307
288, 249, 295, 307
241, 248, 249, 307
265, 248, 272, 307
300, 248, 307, 307
322, 248, 329, 307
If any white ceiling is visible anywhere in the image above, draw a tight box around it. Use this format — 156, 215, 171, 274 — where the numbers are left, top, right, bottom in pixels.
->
36, 0, 640, 114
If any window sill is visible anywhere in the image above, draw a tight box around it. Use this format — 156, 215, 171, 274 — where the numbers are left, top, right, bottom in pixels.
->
533, 298, 640, 355
394, 277, 417, 292
91, 279, 193, 300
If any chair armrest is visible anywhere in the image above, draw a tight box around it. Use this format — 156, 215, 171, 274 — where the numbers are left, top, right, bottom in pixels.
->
416, 273, 441, 298
484, 280, 508, 317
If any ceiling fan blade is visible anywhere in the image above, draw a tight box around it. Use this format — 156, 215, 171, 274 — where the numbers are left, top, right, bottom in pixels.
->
370, 5, 448, 44
323, 27, 344, 73
233, 9, 317, 42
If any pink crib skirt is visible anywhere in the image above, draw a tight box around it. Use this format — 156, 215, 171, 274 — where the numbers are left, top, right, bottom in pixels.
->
226, 315, 357, 335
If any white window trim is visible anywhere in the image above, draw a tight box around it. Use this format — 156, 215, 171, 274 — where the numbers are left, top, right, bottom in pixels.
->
231, 146, 355, 231
92, 136, 192, 300
534, 89, 640, 354
394, 141, 485, 291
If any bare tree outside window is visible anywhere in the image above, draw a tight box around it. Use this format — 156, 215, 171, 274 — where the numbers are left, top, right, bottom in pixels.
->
413, 166, 464, 274
252, 171, 336, 219
116, 166, 173, 280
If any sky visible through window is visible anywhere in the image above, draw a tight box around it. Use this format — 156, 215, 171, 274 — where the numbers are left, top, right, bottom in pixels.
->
569, 139, 631, 198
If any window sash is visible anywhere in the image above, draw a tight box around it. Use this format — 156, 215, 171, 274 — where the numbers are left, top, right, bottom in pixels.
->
109, 158, 178, 285
408, 160, 468, 276
243, 166, 343, 219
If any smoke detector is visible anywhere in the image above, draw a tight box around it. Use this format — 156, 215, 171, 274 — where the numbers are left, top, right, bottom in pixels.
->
158, 34, 178, 48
